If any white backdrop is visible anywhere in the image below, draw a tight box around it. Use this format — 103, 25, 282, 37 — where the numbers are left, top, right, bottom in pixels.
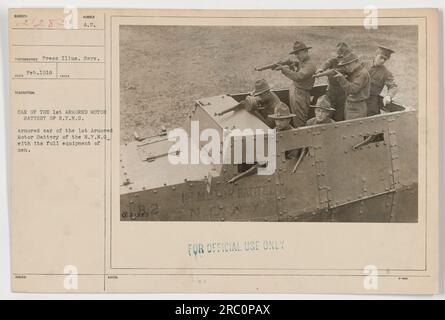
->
0, 0, 443, 300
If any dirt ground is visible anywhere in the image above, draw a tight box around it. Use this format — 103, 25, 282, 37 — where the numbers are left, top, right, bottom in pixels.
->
120, 25, 418, 143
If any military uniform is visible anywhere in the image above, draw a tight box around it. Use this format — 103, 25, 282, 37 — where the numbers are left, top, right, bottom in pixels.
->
335, 53, 370, 120
245, 92, 281, 128
362, 47, 398, 116
245, 79, 282, 128
279, 41, 316, 128
318, 42, 351, 121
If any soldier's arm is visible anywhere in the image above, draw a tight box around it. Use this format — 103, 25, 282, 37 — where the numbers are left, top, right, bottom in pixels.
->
385, 70, 398, 98
335, 72, 368, 95
244, 95, 259, 113
280, 63, 316, 82
320, 57, 337, 71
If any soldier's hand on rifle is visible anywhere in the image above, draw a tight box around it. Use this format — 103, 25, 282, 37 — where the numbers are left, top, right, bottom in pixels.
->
383, 95, 392, 106
244, 95, 259, 112
332, 69, 343, 78
275, 64, 290, 72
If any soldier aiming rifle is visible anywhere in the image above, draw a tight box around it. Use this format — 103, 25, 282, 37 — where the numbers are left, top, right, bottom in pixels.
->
313, 67, 345, 78
214, 79, 284, 128
315, 42, 352, 121
255, 59, 298, 71
273, 41, 317, 128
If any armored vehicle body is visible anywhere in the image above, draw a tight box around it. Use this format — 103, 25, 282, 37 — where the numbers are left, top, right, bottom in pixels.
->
120, 85, 417, 222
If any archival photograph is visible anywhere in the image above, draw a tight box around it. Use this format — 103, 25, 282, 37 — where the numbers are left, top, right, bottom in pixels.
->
8, 7, 439, 295
119, 25, 418, 223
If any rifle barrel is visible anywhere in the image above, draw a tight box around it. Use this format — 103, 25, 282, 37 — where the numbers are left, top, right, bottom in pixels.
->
255, 64, 277, 71
214, 101, 244, 116
255, 59, 295, 72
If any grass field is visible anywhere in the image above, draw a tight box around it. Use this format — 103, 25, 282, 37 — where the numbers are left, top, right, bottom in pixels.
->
120, 25, 418, 143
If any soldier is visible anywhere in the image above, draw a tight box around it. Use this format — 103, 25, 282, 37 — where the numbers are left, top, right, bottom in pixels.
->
331, 52, 370, 120
362, 46, 398, 116
268, 102, 296, 132
306, 95, 336, 126
268, 102, 299, 159
316, 42, 351, 121
245, 79, 282, 128
274, 41, 316, 128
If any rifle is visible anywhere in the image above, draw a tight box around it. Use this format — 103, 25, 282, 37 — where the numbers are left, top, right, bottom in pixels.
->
313, 68, 344, 78
255, 59, 296, 71
214, 100, 245, 116
214, 96, 258, 117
